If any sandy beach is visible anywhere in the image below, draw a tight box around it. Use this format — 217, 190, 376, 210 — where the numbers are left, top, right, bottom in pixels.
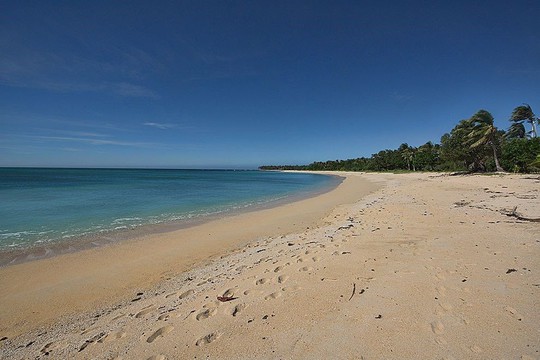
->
1, 172, 539, 359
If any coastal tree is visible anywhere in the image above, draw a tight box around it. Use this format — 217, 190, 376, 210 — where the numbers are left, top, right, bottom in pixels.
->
261, 105, 540, 173
530, 154, 540, 169
414, 141, 439, 171
501, 137, 540, 173
466, 110, 505, 172
440, 120, 485, 171
505, 122, 527, 139
371, 149, 406, 171
510, 104, 538, 138
398, 143, 416, 171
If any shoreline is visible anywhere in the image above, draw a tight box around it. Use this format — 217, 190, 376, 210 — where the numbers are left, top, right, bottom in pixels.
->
0, 172, 379, 338
0, 173, 343, 267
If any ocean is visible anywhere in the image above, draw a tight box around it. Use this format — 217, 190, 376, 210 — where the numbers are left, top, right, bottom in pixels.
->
0, 168, 338, 260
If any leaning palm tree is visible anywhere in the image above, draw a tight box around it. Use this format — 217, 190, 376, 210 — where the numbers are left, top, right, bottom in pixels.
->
505, 122, 527, 139
510, 104, 538, 138
398, 144, 416, 171
467, 110, 505, 172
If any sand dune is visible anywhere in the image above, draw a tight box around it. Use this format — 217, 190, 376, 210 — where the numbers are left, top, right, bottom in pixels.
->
1, 172, 538, 359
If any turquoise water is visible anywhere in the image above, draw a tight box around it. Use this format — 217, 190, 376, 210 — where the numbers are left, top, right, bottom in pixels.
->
0, 168, 338, 251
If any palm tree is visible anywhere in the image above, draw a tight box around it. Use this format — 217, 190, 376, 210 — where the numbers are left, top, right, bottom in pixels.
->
398, 143, 416, 171
467, 110, 505, 172
510, 104, 538, 138
505, 122, 526, 139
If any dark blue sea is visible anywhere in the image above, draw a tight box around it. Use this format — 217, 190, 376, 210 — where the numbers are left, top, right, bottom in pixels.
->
0, 168, 338, 255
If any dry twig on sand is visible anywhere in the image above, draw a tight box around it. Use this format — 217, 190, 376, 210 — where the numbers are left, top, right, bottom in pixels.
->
504, 206, 540, 222
348, 283, 356, 301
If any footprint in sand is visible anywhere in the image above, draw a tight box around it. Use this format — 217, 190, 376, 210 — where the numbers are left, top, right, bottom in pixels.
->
431, 320, 445, 335
278, 275, 289, 284
136, 306, 156, 318
274, 266, 284, 273
99, 331, 127, 343
312, 256, 321, 262
196, 308, 217, 321
196, 332, 221, 346
147, 325, 174, 343
40, 341, 61, 355
221, 288, 236, 298
244, 289, 263, 296
179, 289, 195, 299
256, 278, 270, 285
147, 355, 166, 360
158, 313, 170, 321
265, 292, 282, 300
299, 266, 313, 272
231, 303, 246, 317
79, 332, 107, 352
282, 285, 302, 292
165, 292, 177, 299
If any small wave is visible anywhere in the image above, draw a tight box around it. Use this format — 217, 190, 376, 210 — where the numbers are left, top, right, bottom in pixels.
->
112, 217, 143, 225
0, 231, 38, 238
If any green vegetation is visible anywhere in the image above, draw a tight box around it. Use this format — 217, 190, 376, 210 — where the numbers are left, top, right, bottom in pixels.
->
260, 105, 540, 173
510, 104, 538, 138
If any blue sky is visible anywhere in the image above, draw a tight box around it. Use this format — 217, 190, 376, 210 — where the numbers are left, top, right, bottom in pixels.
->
1, 1, 539, 168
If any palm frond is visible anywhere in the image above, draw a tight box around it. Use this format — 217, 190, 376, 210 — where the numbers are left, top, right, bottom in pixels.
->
505, 122, 526, 139
510, 104, 534, 122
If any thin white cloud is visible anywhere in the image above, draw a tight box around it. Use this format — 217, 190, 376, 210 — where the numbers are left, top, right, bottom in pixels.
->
0, 78, 159, 98
143, 122, 176, 130
109, 82, 159, 98
47, 130, 111, 138
0, 45, 159, 98
29, 135, 156, 148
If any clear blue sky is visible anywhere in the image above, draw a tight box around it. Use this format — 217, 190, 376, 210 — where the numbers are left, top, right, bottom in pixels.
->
1, 1, 539, 168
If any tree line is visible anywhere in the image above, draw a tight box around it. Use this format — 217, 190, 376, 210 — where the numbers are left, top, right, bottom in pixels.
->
260, 104, 540, 173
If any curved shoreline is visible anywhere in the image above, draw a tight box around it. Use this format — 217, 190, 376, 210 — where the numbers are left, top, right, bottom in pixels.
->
0, 173, 379, 338
0, 173, 342, 267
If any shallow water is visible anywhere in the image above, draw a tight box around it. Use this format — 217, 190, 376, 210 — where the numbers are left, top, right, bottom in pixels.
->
0, 168, 338, 253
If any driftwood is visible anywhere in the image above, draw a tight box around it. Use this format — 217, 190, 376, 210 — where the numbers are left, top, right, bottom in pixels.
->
449, 171, 473, 176
183, 309, 196, 320
505, 206, 540, 222
217, 296, 237, 302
